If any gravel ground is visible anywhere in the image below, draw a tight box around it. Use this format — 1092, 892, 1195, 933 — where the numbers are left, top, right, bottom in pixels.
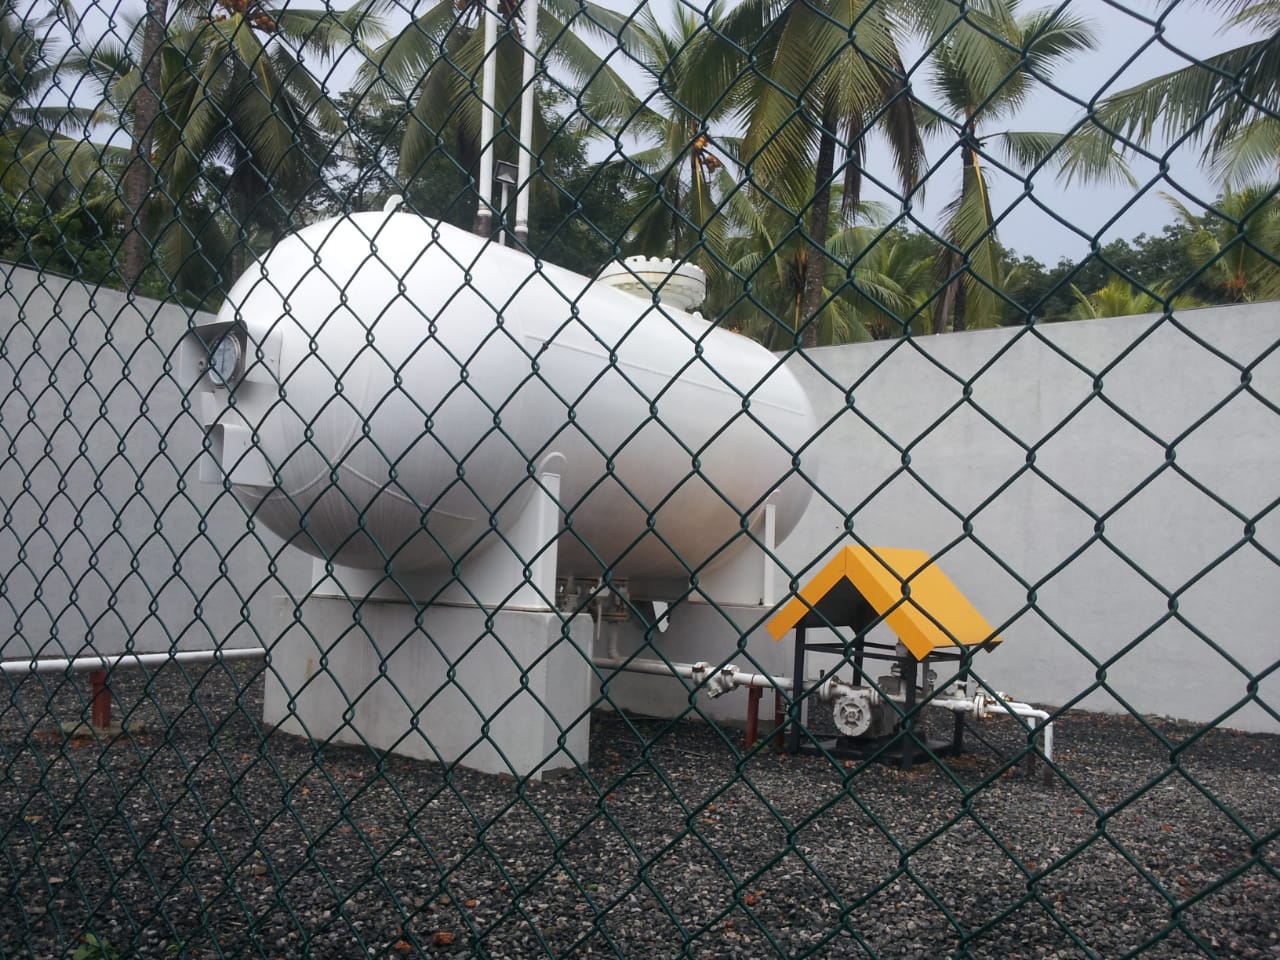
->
1, 662, 1276, 960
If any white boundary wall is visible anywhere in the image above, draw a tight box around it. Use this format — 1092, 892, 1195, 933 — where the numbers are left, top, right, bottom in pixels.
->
778, 304, 1280, 733
0, 268, 308, 661
3, 267, 1276, 731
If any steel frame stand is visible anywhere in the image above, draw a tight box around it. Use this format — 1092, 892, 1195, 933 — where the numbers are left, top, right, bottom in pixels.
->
785, 625, 965, 771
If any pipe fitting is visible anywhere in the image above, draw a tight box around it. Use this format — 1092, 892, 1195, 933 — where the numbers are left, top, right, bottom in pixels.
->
831, 688, 880, 738
816, 675, 879, 706
705, 665, 740, 699
689, 661, 712, 688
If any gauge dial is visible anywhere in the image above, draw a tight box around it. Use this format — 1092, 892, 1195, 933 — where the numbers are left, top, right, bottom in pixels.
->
207, 333, 242, 388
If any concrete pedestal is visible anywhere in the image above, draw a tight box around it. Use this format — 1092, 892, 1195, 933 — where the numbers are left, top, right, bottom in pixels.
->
264, 597, 594, 779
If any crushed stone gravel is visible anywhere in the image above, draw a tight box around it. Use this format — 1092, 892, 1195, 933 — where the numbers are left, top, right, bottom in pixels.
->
1, 662, 1276, 959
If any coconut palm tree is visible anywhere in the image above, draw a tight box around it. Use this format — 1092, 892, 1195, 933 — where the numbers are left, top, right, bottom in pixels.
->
717, 188, 924, 347
1068, 275, 1204, 319
1167, 185, 1280, 302
0, 0, 78, 131
847, 230, 937, 338
1, 0, 85, 199
916, 0, 1096, 333
359, 0, 640, 234
1090, 0, 1280, 187
615, 0, 743, 269
70, 0, 381, 292
731, 0, 924, 348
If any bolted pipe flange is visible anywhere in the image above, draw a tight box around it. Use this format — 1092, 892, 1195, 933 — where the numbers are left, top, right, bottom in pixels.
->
597, 257, 707, 311
831, 688, 878, 738
705, 665, 739, 699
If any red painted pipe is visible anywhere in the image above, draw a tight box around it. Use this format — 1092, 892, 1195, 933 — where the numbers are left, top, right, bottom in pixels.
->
90, 670, 112, 729
773, 690, 785, 751
745, 686, 762, 748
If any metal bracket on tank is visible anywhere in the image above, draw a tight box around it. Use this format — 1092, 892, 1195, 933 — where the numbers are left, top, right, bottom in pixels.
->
598, 579, 631, 622
555, 577, 580, 612
199, 421, 273, 487
687, 498, 781, 607
432, 453, 567, 610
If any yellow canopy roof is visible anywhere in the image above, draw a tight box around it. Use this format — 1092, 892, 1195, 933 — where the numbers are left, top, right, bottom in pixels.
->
767, 546, 1002, 661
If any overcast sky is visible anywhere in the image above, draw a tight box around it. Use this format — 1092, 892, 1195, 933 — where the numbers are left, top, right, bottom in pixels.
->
888, 0, 1256, 264
65, 0, 1256, 265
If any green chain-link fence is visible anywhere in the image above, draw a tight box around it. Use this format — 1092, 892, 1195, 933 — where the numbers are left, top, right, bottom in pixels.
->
3, 0, 1278, 955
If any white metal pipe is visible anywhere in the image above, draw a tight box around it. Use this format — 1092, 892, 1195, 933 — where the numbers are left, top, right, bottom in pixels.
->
591, 653, 1054, 763
475, 0, 500, 234
605, 620, 621, 661
593, 609, 622, 661
514, 0, 539, 242
1, 647, 268, 676
592, 656, 708, 682
722, 666, 794, 691
929, 695, 1053, 765
927, 697, 979, 713
992, 701, 1053, 766
592, 656, 794, 695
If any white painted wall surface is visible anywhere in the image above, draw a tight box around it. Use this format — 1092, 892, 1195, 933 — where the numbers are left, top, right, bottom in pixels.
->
775, 305, 1280, 732
0, 268, 309, 660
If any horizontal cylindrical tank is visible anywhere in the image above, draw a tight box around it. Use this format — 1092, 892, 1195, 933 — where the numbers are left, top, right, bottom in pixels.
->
204, 211, 815, 583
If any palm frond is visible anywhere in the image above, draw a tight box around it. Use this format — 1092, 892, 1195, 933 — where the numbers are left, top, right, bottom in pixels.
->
358, 2, 464, 99
1054, 120, 1139, 187
271, 9, 387, 60
938, 160, 1005, 329
1092, 38, 1280, 156
1208, 116, 1280, 186
992, 129, 1062, 168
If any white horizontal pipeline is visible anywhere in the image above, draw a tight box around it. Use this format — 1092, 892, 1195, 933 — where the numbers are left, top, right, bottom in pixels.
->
594, 655, 1053, 764
592, 656, 795, 692
592, 656, 705, 681
1, 647, 268, 675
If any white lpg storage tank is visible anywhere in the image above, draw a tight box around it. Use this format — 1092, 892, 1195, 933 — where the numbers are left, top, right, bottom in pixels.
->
202, 208, 815, 599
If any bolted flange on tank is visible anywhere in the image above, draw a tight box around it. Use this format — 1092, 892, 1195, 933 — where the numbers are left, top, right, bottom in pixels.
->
597, 257, 706, 312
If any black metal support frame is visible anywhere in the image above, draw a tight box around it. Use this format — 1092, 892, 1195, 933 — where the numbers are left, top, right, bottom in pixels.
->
786, 625, 966, 770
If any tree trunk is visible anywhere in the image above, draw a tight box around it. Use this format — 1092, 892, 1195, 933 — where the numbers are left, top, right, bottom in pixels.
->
120, 0, 167, 290
670, 166, 683, 256
933, 136, 979, 334
931, 247, 959, 335
952, 272, 969, 332
229, 140, 256, 284
951, 139, 977, 333
800, 112, 837, 350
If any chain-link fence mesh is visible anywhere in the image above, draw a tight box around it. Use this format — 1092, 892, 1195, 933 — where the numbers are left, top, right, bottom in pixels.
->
2, 0, 1278, 955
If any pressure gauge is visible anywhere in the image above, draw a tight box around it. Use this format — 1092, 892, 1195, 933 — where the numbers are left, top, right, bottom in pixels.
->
206, 332, 243, 388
